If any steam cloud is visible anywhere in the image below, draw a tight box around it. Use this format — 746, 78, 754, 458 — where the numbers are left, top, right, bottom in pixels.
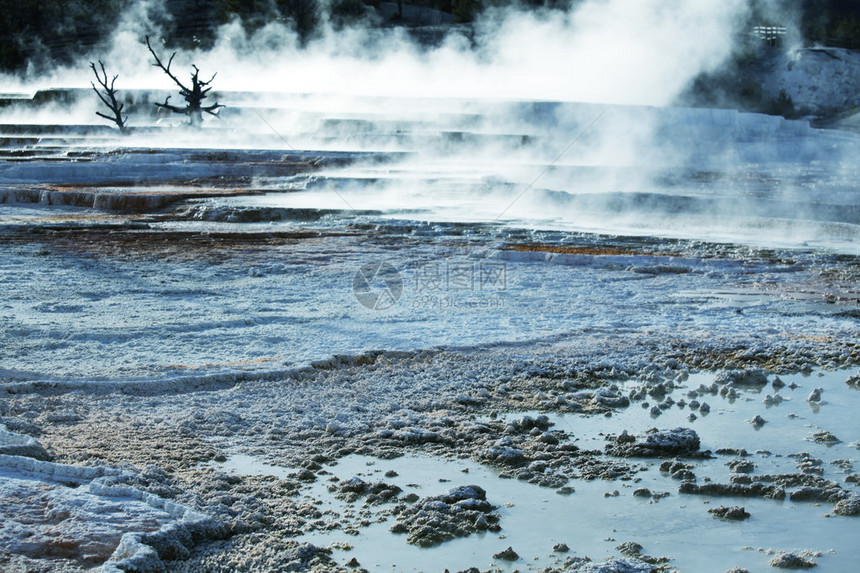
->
5, 1, 858, 253
24, 0, 751, 106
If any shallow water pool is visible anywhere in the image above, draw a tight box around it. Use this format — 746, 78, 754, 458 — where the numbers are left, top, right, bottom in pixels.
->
212, 368, 860, 572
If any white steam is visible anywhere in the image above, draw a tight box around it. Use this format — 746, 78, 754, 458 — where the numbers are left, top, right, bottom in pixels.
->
5, 1, 858, 253
21, 0, 749, 106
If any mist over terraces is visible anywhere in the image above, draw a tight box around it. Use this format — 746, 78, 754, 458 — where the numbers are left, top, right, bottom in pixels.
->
1, 1, 859, 121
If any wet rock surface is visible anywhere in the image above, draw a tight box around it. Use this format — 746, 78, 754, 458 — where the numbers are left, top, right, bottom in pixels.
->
715, 369, 770, 387
329, 477, 402, 505
679, 481, 786, 500
728, 458, 755, 474
561, 556, 657, 572
832, 495, 860, 516
389, 485, 500, 546
166, 538, 338, 572
616, 541, 645, 556
607, 428, 701, 458
492, 546, 519, 560
768, 551, 817, 569
0, 424, 51, 460
808, 431, 840, 444
708, 505, 751, 520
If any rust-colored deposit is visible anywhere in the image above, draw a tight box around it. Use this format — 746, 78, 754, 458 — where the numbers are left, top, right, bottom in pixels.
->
505, 243, 645, 256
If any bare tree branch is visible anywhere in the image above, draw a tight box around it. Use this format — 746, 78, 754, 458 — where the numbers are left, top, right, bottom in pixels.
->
145, 36, 190, 95
145, 36, 224, 127
154, 95, 187, 115
89, 60, 128, 134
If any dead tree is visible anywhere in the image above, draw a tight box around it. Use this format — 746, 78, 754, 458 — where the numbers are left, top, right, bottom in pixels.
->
90, 61, 128, 134
145, 36, 223, 127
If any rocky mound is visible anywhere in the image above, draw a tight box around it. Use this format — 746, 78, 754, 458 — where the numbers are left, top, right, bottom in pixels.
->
389, 485, 500, 546
708, 505, 750, 520
607, 427, 701, 458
